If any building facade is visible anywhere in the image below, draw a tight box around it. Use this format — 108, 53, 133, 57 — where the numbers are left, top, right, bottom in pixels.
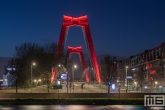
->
3, 65, 17, 87
117, 42, 165, 91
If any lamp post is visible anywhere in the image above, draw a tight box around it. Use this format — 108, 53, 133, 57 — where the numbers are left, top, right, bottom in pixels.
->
57, 64, 61, 94
134, 81, 137, 84
134, 81, 137, 92
31, 62, 35, 93
118, 82, 121, 100
155, 81, 158, 93
58, 64, 61, 77
126, 66, 128, 93
72, 65, 77, 93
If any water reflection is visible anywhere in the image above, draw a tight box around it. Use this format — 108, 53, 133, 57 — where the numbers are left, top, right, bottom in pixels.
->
0, 105, 163, 110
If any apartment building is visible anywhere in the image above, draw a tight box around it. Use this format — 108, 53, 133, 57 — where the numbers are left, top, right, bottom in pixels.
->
117, 42, 165, 91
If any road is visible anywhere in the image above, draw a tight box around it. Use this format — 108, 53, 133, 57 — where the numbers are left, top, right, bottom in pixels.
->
0, 82, 141, 93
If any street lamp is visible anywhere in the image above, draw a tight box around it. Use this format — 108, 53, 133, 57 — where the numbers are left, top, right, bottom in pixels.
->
118, 82, 121, 100
155, 81, 158, 92
72, 65, 77, 93
57, 64, 62, 78
134, 81, 137, 85
126, 66, 128, 93
134, 81, 137, 92
58, 64, 61, 67
31, 62, 35, 93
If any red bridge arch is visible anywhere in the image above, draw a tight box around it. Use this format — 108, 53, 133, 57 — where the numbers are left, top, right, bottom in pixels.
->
66, 46, 89, 82
51, 15, 101, 83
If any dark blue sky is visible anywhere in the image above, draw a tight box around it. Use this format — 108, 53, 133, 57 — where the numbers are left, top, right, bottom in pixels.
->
0, 0, 165, 58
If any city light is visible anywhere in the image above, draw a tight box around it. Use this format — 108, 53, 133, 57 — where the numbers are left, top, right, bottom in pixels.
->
112, 84, 115, 90
74, 65, 77, 68
32, 62, 36, 66
125, 65, 128, 93
72, 64, 77, 93
57, 80, 61, 85
31, 62, 36, 93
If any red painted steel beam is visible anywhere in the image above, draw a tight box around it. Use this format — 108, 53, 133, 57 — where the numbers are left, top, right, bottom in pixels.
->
68, 46, 89, 82
51, 67, 56, 83
79, 51, 89, 82
51, 15, 101, 83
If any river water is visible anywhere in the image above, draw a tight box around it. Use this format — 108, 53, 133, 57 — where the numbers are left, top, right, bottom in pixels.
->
0, 105, 164, 110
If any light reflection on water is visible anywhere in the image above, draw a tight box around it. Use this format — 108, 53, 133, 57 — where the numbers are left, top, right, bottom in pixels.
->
0, 105, 162, 110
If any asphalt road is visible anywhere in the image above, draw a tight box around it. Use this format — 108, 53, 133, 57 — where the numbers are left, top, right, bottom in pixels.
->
0, 82, 140, 93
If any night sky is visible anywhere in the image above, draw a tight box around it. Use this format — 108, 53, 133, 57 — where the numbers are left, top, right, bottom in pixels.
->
0, 0, 165, 58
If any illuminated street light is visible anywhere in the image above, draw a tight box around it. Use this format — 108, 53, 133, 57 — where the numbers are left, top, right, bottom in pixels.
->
31, 62, 36, 93
32, 62, 36, 66
72, 64, 77, 93
134, 82, 137, 85
74, 65, 77, 68
4, 78, 7, 81
155, 81, 158, 93
126, 66, 128, 93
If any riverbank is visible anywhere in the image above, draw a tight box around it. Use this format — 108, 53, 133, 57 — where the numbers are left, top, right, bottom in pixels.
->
0, 98, 144, 105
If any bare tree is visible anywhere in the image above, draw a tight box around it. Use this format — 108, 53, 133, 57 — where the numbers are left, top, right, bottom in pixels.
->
6, 42, 65, 87
100, 59, 107, 83
101, 55, 117, 93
